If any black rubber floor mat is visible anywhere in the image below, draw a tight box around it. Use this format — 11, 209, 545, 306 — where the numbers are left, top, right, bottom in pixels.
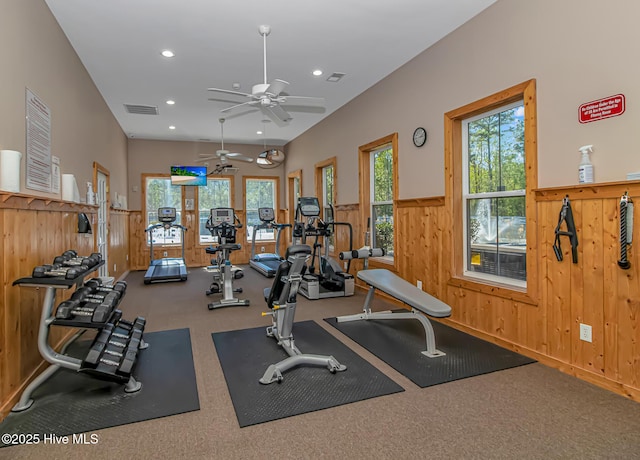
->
212, 320, 404, 427
324, 316, 536, 388
0, 328, 199, 447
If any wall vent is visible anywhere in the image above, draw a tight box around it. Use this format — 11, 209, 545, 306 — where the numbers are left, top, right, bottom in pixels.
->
124, 104, 158, 115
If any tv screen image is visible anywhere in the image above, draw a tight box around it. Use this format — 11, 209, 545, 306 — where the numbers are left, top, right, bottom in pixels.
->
171, 166, 207, 186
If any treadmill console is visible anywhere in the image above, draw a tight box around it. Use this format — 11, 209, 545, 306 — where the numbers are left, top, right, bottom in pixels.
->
158, 207, 177, 223
298, 197, 320, 217
258, 207, 275, 223
211, 208, 234, 224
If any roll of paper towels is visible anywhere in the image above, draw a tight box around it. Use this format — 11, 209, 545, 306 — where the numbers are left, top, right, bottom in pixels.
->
0, 150, 22, 193
62, 174, 80, 203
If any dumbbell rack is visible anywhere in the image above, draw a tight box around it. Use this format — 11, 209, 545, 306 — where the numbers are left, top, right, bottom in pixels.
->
11, 260, 146, 412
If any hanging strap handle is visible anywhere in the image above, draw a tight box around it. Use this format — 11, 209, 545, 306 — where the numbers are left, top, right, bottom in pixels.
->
617, 192, 633, 270
553, 195, 579, 263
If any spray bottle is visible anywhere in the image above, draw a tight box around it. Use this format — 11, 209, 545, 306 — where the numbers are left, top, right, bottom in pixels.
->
578, 145, 594, 184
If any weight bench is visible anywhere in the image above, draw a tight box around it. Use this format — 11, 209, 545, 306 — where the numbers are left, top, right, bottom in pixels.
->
336, 269, 452, 357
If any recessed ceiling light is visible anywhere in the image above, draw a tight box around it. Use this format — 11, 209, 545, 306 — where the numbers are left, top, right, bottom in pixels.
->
312, 69, 323, 76
169, 125, 176, 130
161, 50, 175, 58
166, 100, 175, 105
257, 130, 263, 135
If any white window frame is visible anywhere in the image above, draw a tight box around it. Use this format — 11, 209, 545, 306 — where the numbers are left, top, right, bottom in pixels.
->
197, 177, 232, 245
369, 145, 394, 260
143, 175, 183, 246
245, 177, 278, 242
461, 100, 526, 289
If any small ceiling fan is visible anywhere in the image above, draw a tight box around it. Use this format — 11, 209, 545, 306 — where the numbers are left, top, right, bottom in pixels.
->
196, 118, 254, 166
207, 25, 325, 127
256, 123, 286, 169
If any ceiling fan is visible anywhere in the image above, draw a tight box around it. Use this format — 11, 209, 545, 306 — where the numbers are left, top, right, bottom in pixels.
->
196, 118, 254, 168
207, 25, 325, 127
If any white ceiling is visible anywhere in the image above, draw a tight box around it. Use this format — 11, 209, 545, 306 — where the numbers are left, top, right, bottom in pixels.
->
44, 0, 496, 146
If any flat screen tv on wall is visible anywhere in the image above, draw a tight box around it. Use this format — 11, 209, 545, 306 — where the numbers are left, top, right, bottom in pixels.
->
170, 165, 207, 186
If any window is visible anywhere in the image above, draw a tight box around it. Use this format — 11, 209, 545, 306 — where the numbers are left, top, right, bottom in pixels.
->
315, 157, 337, 251
445, 79, 538, 301
244, 177, 279, 241
143, 174, 183, 245
287, 170, 302, 244
463, 102, 525, 286
370, 145, 394, 256
197, 176, 232, 244
359, 134, 398, 263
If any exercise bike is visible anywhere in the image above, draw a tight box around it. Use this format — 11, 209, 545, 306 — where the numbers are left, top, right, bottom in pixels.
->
205, 208, 250, 310
260, 244, 347, 384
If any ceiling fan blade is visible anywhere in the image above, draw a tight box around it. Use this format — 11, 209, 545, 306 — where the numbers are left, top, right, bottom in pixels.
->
226, 153, 254, 163
263, 104, 292, 127
224, 107, 260, 120
265, 79, 289, 97
280, 95, 325, 107
207, 96, 251, 104
207, 87, 253, 98
221, 100, 258, 113
194, 156, 217, 163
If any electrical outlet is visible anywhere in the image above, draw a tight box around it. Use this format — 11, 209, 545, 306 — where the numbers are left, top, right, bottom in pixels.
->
126, 254, 129, 261
113, 263, 117, 272
344, 261, 348, 270
579, 323, 592, 342
163, 251, 168, 257
417, 280, 423, 290
261, 246, 265, 253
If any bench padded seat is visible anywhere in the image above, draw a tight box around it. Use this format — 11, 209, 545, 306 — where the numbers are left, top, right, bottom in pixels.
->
357, 269, 451, 318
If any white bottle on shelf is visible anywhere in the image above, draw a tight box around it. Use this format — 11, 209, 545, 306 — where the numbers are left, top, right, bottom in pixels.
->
86, 182, 95, 205
578, 145, 594, 184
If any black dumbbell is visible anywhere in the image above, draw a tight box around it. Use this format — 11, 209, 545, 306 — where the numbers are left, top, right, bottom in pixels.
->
55, 300, 95, 319
117, 317, 146, 333
33, 264, 85, 279
55, 299, 113, 322
72, 288, 121, 305
54, 253, 101, 268
84, 279, 127, 295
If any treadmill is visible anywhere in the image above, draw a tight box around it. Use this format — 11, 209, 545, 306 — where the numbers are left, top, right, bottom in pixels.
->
143, 207, 188, 284
249, 207, 291, 277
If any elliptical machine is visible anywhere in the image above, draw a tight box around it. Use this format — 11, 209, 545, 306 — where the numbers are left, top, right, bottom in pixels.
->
205, 208, 250, 310
293, 197, 354, 299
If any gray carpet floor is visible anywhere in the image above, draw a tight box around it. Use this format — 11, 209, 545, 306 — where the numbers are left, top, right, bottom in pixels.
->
3, 265, 640, 460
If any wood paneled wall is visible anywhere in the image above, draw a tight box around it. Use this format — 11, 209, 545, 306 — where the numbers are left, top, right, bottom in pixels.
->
128, 209, 289, 270
0, 195, 94, 417
0, 194, 131, 418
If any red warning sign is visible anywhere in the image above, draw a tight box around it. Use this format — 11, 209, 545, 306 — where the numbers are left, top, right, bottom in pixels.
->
579, 94, 625, 124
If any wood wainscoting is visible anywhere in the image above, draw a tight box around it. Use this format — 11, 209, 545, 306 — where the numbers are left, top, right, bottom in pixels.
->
0, 194, 131, 419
